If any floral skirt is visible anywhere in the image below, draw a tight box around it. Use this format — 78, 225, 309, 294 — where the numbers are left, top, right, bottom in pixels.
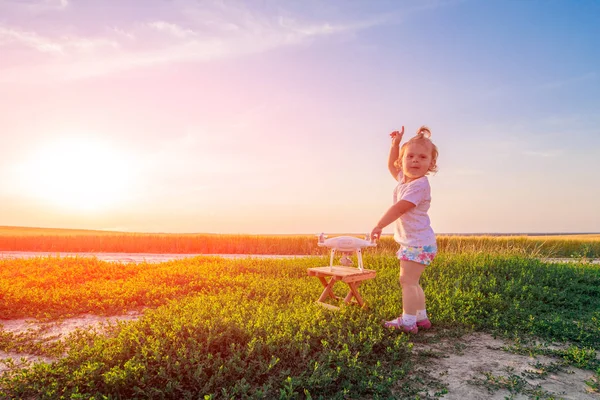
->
396, 244, 437, 266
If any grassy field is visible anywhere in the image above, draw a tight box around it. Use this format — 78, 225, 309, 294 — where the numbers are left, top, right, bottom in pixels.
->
1, 231, 600, 398
1, 226, 600, 258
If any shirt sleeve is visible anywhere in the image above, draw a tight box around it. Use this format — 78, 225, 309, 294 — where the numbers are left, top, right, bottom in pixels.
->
400, 178, 430, 206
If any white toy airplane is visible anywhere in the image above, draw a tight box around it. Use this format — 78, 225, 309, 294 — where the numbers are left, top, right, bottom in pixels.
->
317, 233, 377, 271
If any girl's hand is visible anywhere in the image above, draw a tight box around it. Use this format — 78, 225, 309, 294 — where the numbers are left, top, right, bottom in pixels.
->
389, 126, 405, 146
371, 226, 383, 241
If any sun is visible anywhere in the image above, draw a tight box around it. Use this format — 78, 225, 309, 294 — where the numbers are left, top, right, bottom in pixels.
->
18, 136, 133, 212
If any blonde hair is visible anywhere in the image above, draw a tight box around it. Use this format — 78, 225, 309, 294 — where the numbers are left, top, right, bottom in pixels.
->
394, 125, 439, 173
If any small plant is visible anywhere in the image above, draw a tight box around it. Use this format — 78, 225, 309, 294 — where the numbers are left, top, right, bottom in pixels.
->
279, 376, 298, 400
522, 360, 568, 379
585, 368, 600, 393
563, 346, 599, 370
570, 243, 595, 261
468, 367, 558, 399
453, 342, 466, 355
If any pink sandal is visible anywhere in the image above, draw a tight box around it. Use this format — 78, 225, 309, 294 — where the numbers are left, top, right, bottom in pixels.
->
417, 319, 432, 330
384, 318, 418, 334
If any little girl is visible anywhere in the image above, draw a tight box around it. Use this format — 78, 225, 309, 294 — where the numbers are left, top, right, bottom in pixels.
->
371, 125, 439, 333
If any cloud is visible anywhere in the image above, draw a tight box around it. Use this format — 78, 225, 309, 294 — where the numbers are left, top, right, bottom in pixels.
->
0, 27, 63, 53
110, 27, 136, 41
0, 26, 119, 55
522, 149, 563, 158
147, 21, 197, 39
1, 0, 68, 13
278, 15, 387, 39
0, 2, 392, 83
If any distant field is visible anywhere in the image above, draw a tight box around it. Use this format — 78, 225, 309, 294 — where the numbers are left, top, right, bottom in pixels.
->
525, 234, 600, 241
1, 226, 599, 257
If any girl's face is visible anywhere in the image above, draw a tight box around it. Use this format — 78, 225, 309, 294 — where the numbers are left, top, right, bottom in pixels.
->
401, 141, 433, 182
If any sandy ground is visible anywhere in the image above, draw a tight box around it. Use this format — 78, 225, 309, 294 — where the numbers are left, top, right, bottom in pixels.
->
410, 332, 599, 399
0, 312, 141, 375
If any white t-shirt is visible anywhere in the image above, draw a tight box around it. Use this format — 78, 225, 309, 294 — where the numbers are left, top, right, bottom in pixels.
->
393, 172, 436, 247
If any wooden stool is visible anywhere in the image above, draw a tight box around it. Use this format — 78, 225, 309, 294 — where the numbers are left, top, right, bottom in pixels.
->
307, 266, 376, 310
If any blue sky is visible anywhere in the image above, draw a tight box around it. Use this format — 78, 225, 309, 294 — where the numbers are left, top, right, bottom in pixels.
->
0, 0, 598, 234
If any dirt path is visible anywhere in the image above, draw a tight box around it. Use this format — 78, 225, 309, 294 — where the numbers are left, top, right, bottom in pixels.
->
410, 332, 599, 399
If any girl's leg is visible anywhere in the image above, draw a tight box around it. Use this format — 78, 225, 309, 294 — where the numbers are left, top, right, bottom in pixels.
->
399, 259, 426, 316
415, 284, 426, 313
384, 259, 428, 331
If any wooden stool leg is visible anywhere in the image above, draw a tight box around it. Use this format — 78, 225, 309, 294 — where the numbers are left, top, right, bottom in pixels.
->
317, 276, 338, 303
343, 284, 356, 303
345, 282, 366, 307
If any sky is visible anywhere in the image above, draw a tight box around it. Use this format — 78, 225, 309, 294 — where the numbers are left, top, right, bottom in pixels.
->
0, 0, 599, 235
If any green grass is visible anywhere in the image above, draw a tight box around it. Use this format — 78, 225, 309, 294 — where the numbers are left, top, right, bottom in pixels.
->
1, 253, 599, 398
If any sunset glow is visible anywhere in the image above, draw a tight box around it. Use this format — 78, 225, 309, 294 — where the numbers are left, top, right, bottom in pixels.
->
0, 0, 598, 233
17, 137, 132, 212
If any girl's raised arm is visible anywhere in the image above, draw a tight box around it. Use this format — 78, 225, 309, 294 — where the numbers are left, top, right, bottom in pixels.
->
387, 126, 404, 180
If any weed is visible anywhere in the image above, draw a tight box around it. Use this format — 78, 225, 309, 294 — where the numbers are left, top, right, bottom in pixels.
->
585, 368, 600, 393
522, 360, 569, 379
468, 366, 561, 399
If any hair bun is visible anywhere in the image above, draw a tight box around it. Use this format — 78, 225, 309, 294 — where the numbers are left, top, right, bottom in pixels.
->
417, 125, 431, 138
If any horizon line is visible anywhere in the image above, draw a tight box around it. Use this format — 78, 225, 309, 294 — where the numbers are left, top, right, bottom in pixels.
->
1, 226, 598, 237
